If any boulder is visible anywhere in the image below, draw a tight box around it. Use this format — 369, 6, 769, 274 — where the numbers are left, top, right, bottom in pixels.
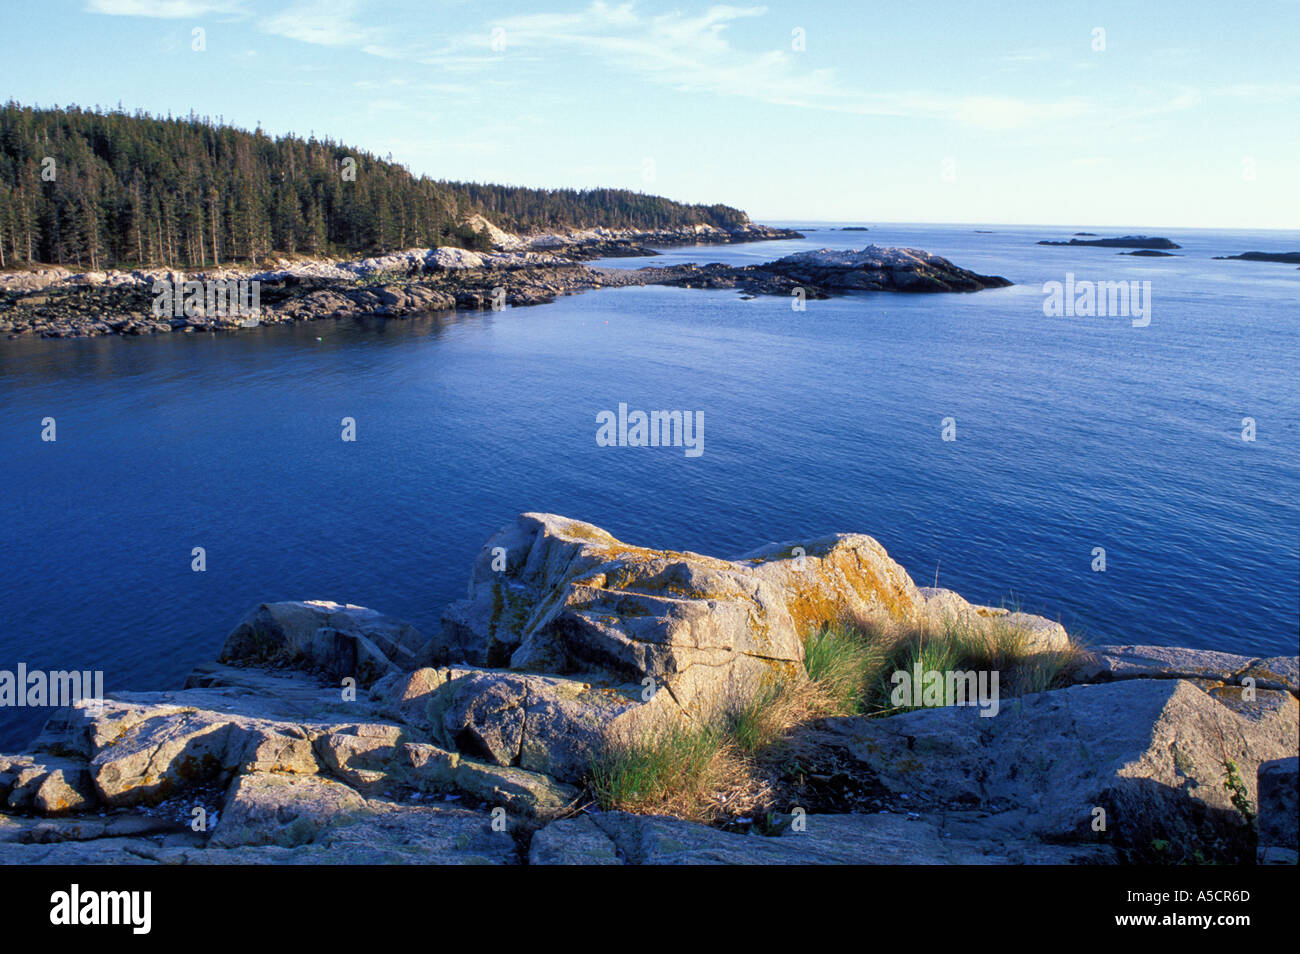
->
1076, 645, 1298, 696
220, 600, 426, 686
440, 671, 527, 765
527, 815, 622, 865
433, 514, 809, 721
431, 514, 1073, 745
46, 689, 342, 807
433, 514, 860, 721
378, 666, 676, 782
88, 707, 244, 806
207, 771, 517, 863
740, 535, 925, 631
314, 724, 409, 793
395, 742, 578, 815
1, 756, 97, 815
211, 772, 367, 848
817, 678, 1298, 861
309, 725, 578, 816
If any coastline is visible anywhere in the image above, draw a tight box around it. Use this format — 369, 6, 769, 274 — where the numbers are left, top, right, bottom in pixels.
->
1, 513, 1295, 865
0, 222, 1012, 340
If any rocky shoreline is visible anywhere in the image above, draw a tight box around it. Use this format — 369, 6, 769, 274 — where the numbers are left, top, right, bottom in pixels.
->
0, 222, 1011, 339
1, 513, 1295, 865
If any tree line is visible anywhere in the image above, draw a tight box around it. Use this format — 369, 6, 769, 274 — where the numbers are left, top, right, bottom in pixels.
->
0, 103, 750, 270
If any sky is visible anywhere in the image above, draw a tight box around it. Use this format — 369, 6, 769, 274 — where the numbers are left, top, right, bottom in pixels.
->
2, 0, 1297, 229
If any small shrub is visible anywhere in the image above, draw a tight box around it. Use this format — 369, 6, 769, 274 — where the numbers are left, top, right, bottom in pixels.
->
1222, 759, 1256, 825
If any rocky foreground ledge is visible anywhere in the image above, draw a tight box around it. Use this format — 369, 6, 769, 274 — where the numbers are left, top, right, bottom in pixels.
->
0, 235, 1010, 339
2, 513, 1295, 865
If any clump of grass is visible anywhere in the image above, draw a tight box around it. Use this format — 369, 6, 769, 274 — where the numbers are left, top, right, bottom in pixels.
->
588, 607, 1086, 820
803, 623, 891, 716
588, 626, 889, 818
587, 722, 751, 822
860, 611, 1087, 713
727, 682, 793, 755
726, 626, 887, 755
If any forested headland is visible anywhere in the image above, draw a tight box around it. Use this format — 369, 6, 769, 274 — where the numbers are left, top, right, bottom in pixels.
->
0, 103, 752, 270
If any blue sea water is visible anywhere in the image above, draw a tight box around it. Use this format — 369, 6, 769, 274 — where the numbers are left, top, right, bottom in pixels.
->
1, 222, 1297, 747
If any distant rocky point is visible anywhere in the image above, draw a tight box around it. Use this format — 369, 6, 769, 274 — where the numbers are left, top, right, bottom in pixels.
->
0, 233, 1011, 339
1039, 235, 1181, 250
1212, 251, 1300, 264
1121, 249, 1178, 257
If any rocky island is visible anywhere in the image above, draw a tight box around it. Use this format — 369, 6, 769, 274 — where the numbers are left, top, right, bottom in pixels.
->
2, 513, 1294, 865
1038, 235, 1181, 250
0, 235, 1010, 340
1212, 251, 1300, 264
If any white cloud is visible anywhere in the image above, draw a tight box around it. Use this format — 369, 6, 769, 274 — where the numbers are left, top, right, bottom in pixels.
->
86, 0, 250, 17
416, 2, 1098, 130
260, 0, 384, 48
86, 0, 1198, 133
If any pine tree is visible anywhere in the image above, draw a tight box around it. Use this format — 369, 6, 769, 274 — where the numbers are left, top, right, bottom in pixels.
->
0, 102, 752, 269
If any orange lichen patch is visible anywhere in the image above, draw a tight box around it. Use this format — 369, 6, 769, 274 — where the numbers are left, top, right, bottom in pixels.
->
553, 520, 620, 545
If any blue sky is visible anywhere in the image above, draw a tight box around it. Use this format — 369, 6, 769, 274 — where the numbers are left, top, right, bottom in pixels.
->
2, 0, 1297, 229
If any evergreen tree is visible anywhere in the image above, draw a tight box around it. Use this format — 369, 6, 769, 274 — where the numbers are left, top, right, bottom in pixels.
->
0, 102, 753, 269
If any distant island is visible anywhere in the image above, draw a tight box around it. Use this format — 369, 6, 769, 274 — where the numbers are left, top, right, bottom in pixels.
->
1121, 249, 1178, 257
1038, 235, 1181, 250
1212, 251, 1300, 264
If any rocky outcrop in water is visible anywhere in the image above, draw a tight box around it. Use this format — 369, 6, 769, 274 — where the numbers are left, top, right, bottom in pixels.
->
1038, 235, 1181, 249
646, 246, 1011, 297
1212, 251, 1300, 264
1, 513, 1293, 864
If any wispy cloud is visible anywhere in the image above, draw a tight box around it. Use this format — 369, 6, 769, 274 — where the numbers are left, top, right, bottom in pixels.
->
83, 0, 1200, 132
259, 0, 384, 48
86, 0, 250, 17
407, 2, 1096, 130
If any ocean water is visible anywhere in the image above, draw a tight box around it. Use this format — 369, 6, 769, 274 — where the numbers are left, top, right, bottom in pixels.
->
1, 222, 1297, 748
